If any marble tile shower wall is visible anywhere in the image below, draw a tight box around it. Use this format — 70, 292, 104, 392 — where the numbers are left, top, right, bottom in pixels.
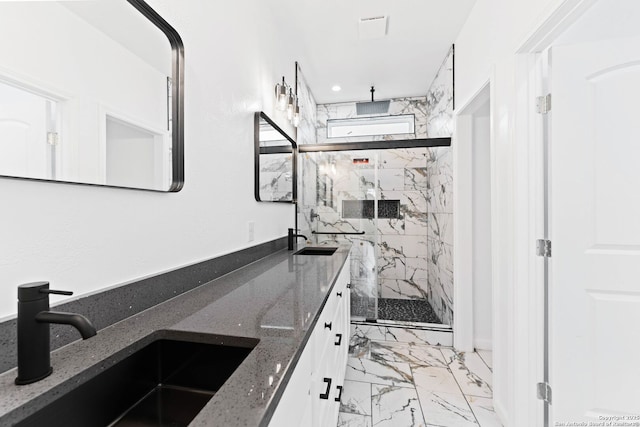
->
295, 63, 317, 147
316, 97, 428, 144
424, 45, 455, 325
426, 148, 453, 325
295, 64, 318, 237
377, 148, 431, 305
426, 45, 455, 138
259, 153, 293, 201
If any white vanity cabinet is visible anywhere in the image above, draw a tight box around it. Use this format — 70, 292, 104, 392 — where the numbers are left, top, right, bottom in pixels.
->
268, 257, 350, 427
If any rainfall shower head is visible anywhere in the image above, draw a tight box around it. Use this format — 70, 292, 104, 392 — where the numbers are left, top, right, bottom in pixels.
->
356, 86, 390, 115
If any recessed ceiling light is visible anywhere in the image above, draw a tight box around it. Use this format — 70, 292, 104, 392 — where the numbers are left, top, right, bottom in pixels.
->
332, 85, 341, 92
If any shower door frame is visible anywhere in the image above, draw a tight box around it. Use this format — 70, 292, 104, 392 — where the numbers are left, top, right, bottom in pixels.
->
299, 138, 451, 154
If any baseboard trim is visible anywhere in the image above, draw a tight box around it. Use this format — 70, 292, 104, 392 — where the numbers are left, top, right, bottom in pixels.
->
495, 399, 509, 426
474, 338, 493, 351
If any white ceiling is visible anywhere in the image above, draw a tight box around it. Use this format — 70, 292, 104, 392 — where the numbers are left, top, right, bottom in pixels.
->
278, 0, 476, 104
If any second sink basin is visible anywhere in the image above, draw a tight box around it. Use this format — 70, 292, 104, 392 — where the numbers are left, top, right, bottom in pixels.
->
294, 246, 338, 256
16, 336, 257, 427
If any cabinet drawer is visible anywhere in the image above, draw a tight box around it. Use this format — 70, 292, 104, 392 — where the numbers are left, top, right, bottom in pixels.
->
313, 346, 343, 427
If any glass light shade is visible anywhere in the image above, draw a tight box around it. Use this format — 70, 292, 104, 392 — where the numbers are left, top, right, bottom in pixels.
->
292, 105, 300, 127
276, 83, 287, 111
286, 90, 295, 119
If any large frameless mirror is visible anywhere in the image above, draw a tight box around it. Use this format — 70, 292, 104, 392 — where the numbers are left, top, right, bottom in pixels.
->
0, 0, 184, 192
254, 112, 296, 203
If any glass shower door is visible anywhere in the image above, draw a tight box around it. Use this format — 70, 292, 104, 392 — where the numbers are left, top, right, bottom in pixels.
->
310, 150, 379, 321
303, 146, 446, 325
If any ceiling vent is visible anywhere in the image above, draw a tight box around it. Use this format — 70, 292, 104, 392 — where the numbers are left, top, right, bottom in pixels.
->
358, 16, 388, 40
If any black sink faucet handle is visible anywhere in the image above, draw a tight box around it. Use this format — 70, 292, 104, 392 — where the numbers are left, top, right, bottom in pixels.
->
40, 289, 73, 296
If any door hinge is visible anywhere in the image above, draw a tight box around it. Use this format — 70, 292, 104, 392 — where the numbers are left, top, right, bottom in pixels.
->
536, 239, 552, 257
537, 382, 552, 404
46, 132, 59, 146
536, 94, 551, 114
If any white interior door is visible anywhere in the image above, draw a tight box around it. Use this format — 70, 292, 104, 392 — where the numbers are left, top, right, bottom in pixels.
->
550, 35, 640, 420
0, 82, 49, 179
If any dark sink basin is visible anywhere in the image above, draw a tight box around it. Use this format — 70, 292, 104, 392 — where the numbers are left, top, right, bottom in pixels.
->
294, 246, 338, 256
17, 337, 256, 427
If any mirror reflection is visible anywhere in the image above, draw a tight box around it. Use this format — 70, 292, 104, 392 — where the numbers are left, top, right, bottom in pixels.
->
255, 112, 296, 202
0, 0, 183, 191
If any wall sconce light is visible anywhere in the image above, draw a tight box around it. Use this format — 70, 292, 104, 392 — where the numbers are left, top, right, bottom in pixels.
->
275, 76, 301, 127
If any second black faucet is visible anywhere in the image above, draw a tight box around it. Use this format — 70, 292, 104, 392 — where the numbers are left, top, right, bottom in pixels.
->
287, 228, 308, 250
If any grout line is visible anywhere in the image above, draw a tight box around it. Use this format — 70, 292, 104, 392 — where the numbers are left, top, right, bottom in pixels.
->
369, 382, 373, 425
477, 350, 492, 372
410, 363, 430, 426
344, 377, 415, 389
441, 348, 483, 426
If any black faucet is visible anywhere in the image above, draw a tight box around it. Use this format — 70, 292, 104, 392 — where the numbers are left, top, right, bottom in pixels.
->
15, 282, 97, 385
288, 228, 308, 250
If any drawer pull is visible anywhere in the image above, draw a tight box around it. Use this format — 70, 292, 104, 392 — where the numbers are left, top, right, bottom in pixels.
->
324, 322, 332, 331
335, 385, 343, 402
347, 283, 352, 289
335, 333, 342, 346
319, 378, 332, 399
336, 292, 343, 297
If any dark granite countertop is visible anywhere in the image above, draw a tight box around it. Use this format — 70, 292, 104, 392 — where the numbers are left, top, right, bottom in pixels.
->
0, 243, 351, 427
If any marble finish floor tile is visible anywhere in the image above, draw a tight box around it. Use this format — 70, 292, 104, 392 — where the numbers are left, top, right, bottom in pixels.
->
339, 325, 498, 427
338, 412, 373, 427
385, 326, 453, 347
350, 329, 372, 358
370, 341, 447, 368
351, 324, 387, 341
372, 384, 426, 427
346, 357, 414, 387
340, 380, 372, 416
417, 389, 478, 427
465, 396, 503, 427
412, 366, 462, 394
441, 349, 493, 398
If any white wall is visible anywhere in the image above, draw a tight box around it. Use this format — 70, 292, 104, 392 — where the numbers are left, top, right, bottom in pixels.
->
454, 0, 566, 425
455, 0, 565, 109
471, 100, 492, 350
0, 0, 299, 319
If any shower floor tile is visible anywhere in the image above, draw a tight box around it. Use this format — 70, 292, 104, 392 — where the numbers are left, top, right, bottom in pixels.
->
377, 298, 442, 324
